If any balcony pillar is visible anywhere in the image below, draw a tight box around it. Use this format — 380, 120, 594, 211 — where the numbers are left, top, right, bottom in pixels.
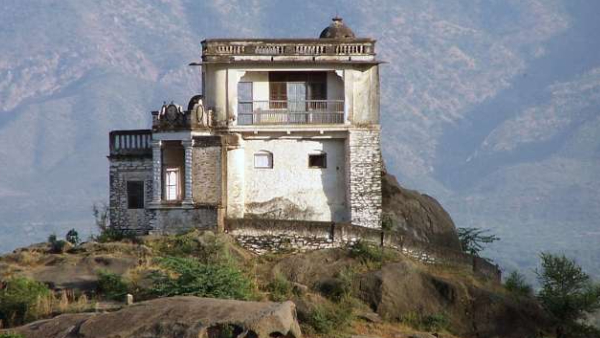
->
151, 140, 162, 204
182, 139, 194, 205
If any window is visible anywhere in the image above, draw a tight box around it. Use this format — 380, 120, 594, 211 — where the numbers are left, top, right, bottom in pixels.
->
127, 181, 144, 209
165, 168, 180, 201
254, 151, 273, 169
308, 153, 327, 168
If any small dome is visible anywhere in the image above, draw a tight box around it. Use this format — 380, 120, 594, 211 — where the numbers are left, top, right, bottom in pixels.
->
319, 17, 356, 39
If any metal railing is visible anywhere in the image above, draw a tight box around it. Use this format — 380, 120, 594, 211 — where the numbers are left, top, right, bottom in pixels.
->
237, 100, 344, 125
109, 129, 152, 156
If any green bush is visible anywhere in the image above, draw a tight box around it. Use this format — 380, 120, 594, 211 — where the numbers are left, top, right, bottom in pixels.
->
0, 277, 51, 327
303, 299, 354, 334
0, 333, 25, 338
349, 241, 389, 266
266, 273, 293, 302
94, 229, 139, 244
149, 257, 255, 300
504, 271, 533, 297
97, 270, 129, 301
48, 234, 67, 253
401, 312, 449, 331
65, 229, 80, 246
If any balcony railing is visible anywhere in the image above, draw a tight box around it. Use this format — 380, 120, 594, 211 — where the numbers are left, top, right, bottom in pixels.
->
109, 129, 152, 156
237, 100, 344, 125
201, 39, 376, 62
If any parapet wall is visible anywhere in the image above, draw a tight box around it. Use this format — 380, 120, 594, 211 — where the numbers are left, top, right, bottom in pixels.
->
226, 218, 501, 283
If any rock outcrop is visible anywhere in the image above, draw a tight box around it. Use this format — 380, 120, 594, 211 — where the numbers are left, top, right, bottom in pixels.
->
382, 171, 462, 250
6, 296, 301, 338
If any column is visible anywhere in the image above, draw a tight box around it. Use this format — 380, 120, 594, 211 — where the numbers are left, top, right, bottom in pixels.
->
151, 140, 162, 204
182, 139, 194, 205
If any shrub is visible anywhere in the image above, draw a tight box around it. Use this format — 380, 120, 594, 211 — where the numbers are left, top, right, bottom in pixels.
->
266, 273, 293, 302
401, 312, 449, 331
0, 333, 25, 338
349, 241, 387, 266
48, 234, 67, 254
149, 257, 255, 300
0, 277, 51, 327
504, 271, 533, 297
65, 229, 80, 246
94, 229, 139, 244
318, 268, 354, 302
97, 270, 129, 301
303, 299, 354, 334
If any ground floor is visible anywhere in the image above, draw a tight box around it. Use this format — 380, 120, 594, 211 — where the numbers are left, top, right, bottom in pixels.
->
108, 127, 382, 233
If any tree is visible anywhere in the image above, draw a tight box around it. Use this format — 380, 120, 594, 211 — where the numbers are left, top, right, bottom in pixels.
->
504, 271, 533, 297
536, 252, 600, 337
457, 227, 500, 256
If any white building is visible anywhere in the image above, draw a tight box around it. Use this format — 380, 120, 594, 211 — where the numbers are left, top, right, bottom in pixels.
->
108, 18, 382, 234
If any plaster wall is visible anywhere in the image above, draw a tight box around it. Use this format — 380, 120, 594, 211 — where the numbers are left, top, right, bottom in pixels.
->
242, 138, 348, 222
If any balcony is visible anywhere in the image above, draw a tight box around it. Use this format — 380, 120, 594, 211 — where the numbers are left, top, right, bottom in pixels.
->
109, 130, 152, 157
237, 100, 344, 125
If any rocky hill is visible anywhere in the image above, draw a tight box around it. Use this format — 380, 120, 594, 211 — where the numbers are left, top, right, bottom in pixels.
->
1, 0, 600, 283
0, 229, 551, 338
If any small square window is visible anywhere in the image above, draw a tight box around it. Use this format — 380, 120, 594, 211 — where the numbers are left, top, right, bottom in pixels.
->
308, 154, 327, 168
254, 152, 273, 169
127, 181, 144, 209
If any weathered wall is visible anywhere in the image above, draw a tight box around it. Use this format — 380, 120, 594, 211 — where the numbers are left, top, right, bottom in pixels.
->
243, 138, 349, 222
346, 127, 382, 228
150, 207, 217, 234
109, 157, 153, 232
192, 138, 221, 205
227, 218, 501, 283
346, 66, 379, 124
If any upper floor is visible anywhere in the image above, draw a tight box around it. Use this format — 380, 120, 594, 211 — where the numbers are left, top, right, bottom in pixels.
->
150, 17, 381, 133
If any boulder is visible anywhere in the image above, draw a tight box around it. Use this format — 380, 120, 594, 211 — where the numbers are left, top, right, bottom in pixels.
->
6, 296, 302, 338
382, 172, 462, 251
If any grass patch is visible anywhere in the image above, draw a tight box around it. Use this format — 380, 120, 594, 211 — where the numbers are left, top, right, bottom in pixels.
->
301, 297, 355, 336
401, 311, 449, 331
148, 256, 256, 300
0, 277, 94, 328
97, 270, 129, 301
266, 273, 293, 302
0, 333, 25, 338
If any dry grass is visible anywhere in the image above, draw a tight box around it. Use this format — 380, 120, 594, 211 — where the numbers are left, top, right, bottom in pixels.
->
32, 290, 96, 319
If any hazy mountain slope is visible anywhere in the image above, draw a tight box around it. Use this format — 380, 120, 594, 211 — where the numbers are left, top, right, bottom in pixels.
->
0, 0, 598, 281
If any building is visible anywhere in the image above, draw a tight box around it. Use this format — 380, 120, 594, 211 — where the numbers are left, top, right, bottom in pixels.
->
108, 18, 382, 235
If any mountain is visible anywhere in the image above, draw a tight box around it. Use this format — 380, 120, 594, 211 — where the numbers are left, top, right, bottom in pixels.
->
0, 0, 599, 280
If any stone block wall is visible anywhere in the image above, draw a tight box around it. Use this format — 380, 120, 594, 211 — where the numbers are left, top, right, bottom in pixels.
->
346, 127, 382, 229
192, 142, 222, 205
149, 207, 218, 234
109, 156, 154, 232
226, 218, 501, 283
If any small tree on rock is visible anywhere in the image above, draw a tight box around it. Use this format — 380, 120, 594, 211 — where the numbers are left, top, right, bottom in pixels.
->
457, 227, 500, 257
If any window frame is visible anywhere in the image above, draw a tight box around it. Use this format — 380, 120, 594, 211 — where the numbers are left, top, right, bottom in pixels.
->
254, 151, 273, 169
308, 153, 327, 169
126, 181, 145, 209
164, 167, 181, 201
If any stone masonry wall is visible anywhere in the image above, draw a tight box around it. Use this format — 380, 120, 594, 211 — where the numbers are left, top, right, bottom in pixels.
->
227, 218, 501, 283
109, 156, 153, 232
346, 127, 382, 229
192, 145, 221, 205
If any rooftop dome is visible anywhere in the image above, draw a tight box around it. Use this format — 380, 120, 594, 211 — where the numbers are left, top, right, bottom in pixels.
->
319, 17, 356, 39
